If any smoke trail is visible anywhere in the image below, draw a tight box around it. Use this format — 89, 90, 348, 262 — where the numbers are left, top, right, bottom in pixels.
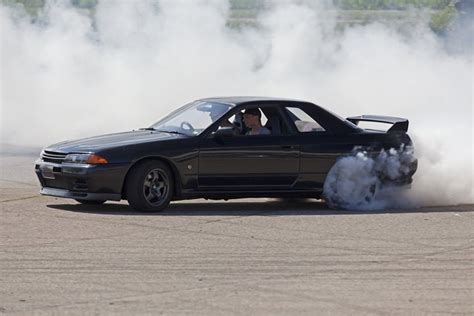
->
0, 0, 472, 206
323, 146, 417, 210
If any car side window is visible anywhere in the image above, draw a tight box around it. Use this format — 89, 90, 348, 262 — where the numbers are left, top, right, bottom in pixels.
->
285, 107, 325, 133
239, 106, 288, 136
215, 106, 290, 137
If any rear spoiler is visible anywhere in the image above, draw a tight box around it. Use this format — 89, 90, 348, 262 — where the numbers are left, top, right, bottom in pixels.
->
346, 115, 409, 133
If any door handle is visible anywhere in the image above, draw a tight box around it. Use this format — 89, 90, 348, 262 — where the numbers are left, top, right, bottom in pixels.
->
281, 145, 297, 150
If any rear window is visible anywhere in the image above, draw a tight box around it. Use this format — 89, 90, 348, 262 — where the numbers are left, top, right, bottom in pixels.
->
285, 107, 325, 132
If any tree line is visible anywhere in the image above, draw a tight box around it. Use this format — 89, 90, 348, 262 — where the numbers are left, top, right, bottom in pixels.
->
2, 0, 461, 34
331, 0, 452, 10
3, 0, 456, 11
230, 0, 453, 10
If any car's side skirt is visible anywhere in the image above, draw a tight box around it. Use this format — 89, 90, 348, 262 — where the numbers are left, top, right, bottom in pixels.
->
176, 189, 322, 201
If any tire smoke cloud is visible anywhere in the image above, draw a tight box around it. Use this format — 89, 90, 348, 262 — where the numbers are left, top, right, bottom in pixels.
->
323, 146, 417, 210
1, 0, 472, 206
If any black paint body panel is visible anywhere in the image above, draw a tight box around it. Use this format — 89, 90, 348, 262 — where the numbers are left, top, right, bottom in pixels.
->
35, 98, 417, 201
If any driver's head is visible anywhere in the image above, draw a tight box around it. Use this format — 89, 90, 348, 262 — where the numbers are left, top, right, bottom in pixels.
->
243, 108, 262, 128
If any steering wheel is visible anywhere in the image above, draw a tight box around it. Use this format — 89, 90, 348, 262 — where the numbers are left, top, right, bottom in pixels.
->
180, 121, 195, 132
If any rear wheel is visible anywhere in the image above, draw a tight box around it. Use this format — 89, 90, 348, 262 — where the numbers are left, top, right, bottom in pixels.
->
75, 199, 106, 205
125, 160, 174, 212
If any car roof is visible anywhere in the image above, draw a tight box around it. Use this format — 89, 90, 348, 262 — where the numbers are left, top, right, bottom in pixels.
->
195, 96, 360, 133
197, 96, 308, 106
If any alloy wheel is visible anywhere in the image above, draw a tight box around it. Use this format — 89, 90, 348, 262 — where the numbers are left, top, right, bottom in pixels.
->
142, 168, 169, 206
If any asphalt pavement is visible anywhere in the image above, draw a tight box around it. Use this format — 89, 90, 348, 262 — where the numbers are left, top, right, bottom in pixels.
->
1, 153, 473, 315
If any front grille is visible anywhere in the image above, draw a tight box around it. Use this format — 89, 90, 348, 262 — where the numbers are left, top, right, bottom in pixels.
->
42, 150, 68, 164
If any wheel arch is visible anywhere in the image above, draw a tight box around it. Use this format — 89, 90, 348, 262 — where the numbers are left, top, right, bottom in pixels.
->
121, 156, 182, 200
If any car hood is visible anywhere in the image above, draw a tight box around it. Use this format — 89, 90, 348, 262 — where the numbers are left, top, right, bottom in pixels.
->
45, 130, 187, 153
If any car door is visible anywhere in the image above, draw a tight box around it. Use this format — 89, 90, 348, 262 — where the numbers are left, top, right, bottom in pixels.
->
283, 105, 355, 190
198, 105, 300, 191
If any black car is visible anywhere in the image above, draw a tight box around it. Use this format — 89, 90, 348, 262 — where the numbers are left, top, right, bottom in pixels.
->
35, 97, 417, 212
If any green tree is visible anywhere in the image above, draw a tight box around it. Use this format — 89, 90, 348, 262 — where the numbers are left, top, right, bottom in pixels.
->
430, 3, 457, 33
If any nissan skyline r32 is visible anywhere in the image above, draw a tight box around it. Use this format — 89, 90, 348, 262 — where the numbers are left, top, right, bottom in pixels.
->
35, 97, 417, 212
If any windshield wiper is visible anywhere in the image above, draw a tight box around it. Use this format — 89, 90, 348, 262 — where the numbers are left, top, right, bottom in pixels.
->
154, 129, 189, 136
139, 127, 189, 136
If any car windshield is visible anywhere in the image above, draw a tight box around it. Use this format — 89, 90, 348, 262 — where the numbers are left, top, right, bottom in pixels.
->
150, 101, 233, 136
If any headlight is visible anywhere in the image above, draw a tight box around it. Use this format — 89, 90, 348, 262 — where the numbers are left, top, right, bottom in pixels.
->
64, 153, 108, 165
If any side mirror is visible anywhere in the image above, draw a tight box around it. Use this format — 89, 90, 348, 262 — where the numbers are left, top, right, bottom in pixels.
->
213, 127, 235, 138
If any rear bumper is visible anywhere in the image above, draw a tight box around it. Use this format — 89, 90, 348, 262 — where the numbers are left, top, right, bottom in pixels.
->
40, 187, 121, 201
387, 176, 413, 186
35, 159, 128, 201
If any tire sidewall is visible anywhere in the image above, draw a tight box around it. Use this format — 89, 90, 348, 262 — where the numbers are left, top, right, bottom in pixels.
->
126, 160, 174, 212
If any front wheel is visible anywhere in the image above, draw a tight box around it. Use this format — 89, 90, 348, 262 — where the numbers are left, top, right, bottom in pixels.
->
125, 160, 174, 212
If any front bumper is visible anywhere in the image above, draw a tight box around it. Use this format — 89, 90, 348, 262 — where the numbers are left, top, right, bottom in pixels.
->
40, 187, 121, 201
35, 159, 127, 201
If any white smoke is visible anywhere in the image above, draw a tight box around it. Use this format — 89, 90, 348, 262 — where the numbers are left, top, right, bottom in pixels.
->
0, 0, 472, 206
323, 146, 418, 210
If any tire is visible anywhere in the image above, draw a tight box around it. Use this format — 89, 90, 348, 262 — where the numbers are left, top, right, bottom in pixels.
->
75, 199, 106, 205
125, 160, 174, 212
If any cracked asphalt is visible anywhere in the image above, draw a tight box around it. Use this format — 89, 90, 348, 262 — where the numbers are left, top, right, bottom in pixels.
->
1, 154, 473, 315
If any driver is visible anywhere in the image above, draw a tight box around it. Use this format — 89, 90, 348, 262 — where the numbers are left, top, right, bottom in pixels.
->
243, 108, 271, 135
